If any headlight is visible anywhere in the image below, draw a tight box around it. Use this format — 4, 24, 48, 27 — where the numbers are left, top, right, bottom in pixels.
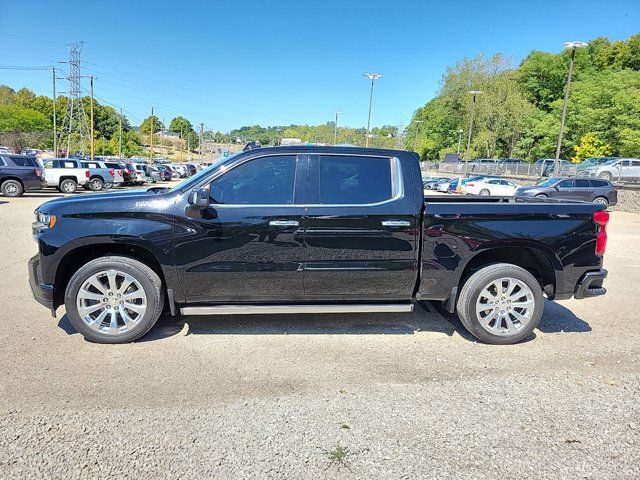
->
35, 212, 57, 229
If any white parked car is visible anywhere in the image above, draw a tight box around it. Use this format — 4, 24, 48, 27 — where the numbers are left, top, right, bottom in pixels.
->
463, 178, 520, 196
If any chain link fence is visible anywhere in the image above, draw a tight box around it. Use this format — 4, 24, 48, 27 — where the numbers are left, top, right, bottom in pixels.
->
420, 160, 640, 185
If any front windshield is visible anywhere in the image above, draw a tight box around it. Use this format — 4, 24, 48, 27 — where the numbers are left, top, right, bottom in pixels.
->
602, 158, 619, 165
537, 178, 559, 187
168, 153, 240, 192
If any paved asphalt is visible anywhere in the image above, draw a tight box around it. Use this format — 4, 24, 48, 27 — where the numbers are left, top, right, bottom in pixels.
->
0, 186, 638, 479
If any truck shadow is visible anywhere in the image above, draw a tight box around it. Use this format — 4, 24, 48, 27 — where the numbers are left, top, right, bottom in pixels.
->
57, 299, 590, 343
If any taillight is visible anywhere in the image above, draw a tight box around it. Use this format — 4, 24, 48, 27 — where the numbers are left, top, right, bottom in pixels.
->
593, 210, 609, 256
85, 170, 90, 178
109, 169, 115, 176
35, 168, 42, 177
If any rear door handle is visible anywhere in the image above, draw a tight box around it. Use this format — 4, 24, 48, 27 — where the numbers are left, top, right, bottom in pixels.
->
381, 220, 411, 227
269, 220, 299, 227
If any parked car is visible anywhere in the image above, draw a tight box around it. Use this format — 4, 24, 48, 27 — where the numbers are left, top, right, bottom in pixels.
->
469, 159, 498, 173
497, 158, 527, 174
423, 176, 450, 189
145, 165, 163, 183
42, 158, 91, 193
593, 158, 640, 182
463, 178, 520, 196
515, 177, 618, 206
0, 154, 44, 197
436, 178, 458, 192
575, 157, 617, 177
29, 146, 609, 345
81, 160, 123, 191
540, 159, 573, 177
156, 165, 173, 181
132, 164, 150, 185
172, 164, 190, 178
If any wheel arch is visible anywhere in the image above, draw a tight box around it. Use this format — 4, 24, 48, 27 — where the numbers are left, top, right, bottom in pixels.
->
458, 245, 558, 299
0, 176, 25, 188
58, 175, 79, 184
53, 242, 167, 308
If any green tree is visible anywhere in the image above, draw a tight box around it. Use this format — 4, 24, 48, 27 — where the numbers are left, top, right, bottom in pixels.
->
572, 132, 612, 163
0, 105, 49, 132
168, 116, 194, 135
139, 115, 163, 134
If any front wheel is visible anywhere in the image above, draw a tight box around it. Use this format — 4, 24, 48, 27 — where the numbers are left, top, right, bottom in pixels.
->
593, 196, 609, 207
64, 256, 164, 343
456, 263, 544, 344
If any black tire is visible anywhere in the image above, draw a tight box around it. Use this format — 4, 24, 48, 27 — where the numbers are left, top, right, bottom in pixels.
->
59, 179, 77, 194
1, 179, 24, 197
89, 177, 104, 191
593, 196, 609, 207
456, 263, 544, 345
64, 256, 164, 344
479, 189, 490, 196
599, 172, 613, 181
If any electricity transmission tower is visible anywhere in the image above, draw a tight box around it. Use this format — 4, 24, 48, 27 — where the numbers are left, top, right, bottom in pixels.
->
58, 42, 90, 157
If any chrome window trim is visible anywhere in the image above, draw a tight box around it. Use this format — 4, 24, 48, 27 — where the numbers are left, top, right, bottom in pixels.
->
188, 152, 403, 208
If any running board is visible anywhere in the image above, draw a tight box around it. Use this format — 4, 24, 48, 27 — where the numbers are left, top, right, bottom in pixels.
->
180, 303, 414, 316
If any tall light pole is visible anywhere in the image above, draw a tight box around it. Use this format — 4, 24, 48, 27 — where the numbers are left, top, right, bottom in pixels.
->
118, 109, 123, 158
464, 90, 482, 176
363, 73, 383, 147
457, 129, 464, 154
333, 111, 341, 145
554, 41, 588, 176
52, 67, 57, 157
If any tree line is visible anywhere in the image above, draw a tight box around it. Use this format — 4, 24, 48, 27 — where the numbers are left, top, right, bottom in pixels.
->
404, 33, 640, 162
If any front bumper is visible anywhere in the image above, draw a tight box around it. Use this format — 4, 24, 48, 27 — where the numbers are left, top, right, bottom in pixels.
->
28, 254, 55, 314
574, 269, 607, 299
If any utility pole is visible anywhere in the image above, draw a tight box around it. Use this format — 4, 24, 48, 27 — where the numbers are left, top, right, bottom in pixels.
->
150, 107, 154, 162
333, 111, 341, 145
396, 122, 404, 148
200, 123, 204, 161
52, 67, 57, 157
180, 126, 183, 162
457, 129, 464, 154
464, 90, 482, 176
89, 75, 95, 160
160, 116, 165, 153
363, 73, 383, 147
554, 41, 588, 176
118, 109, 123, 158
59, 42, 90, 157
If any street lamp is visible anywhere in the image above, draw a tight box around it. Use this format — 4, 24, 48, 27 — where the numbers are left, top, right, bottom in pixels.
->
464, 90, 482, 176
457, 129, 464, 154
554, 40, 589, 176
363, 73, 383, 147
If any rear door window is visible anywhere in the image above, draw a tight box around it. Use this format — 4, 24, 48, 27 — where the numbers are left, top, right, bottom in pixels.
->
316, 155, 393, 204
575, 179, 590, 188
590, 180, 609, 188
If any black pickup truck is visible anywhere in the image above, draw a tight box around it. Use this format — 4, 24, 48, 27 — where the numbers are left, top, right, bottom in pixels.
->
29, 146, 609, 344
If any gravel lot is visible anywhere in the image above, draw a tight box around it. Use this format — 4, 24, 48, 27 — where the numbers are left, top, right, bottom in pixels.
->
0, 187, 638, 479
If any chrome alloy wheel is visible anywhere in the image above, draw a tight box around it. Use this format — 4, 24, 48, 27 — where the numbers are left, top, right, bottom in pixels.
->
5, 182, 19, 196
76, 269, 147, 335
475, 277, 535, 337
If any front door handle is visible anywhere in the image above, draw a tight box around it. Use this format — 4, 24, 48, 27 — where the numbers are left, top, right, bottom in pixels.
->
381, 220, 411, 227
269, 220, 299, 227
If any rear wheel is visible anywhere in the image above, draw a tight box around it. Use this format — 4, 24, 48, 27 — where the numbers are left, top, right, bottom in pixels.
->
593, 196, 609, 207
59, 179, 77, 194
64, 256, 164, 343
89, 178, 104, 191
479, 189, 490, 196
535, 194, 548, 199
456, 263, 544, 344
1, 179, 24, 197
599, 172, 613, 181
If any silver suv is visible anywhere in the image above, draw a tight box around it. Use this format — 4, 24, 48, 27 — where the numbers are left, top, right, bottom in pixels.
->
593, 158, 640, 182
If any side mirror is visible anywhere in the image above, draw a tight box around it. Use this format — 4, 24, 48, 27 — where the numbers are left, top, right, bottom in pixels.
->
187, 187, 209, 208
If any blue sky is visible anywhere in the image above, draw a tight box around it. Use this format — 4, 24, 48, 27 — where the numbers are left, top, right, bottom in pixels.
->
0, 0, 638, 131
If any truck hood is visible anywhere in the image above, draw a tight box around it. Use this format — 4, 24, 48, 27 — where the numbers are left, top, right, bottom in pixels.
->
36, 187, 173, 215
